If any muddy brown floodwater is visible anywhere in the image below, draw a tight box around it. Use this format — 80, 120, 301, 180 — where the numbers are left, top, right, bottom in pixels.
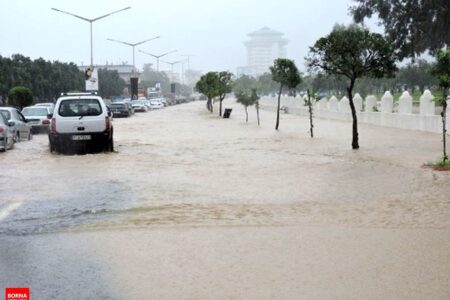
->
0, 100, 449, 299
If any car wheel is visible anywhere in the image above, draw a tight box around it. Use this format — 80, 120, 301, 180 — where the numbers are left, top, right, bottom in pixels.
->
104, 134, 114, 152
109, 137, 114, 152
14, 132, 20, 143
0, 140, 5, 152
49, 136, 57, 153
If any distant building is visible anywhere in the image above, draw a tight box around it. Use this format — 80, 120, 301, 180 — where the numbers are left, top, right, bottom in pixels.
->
237, 27, 288, 77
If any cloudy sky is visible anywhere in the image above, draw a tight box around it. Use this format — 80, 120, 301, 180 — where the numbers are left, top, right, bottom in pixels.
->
0, 0, 380, 73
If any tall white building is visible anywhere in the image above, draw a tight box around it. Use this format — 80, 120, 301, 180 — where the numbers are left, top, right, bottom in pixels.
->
237, 27, 288, 77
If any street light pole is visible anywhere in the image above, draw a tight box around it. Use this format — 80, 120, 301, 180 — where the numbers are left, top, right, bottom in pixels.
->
51, 6, 131, 67
181, 54, 194, 71
107, 37, 161, 76
138, 50, 177, 72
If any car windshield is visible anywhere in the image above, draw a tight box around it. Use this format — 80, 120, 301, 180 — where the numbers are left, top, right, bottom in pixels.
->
132, 100, 145, 105
22, 107, 48, 116
0, 110, 11, 120
110, 103, 126, 109
59, 99, 102, 117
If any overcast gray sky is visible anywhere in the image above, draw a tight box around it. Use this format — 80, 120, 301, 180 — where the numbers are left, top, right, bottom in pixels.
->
0, 0, 380, 73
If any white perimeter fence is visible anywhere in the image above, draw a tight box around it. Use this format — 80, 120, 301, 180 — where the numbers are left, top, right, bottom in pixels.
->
260, 90, 450, 133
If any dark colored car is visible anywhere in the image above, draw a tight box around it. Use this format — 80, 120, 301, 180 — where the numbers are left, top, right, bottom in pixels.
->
109, 102, 131, 117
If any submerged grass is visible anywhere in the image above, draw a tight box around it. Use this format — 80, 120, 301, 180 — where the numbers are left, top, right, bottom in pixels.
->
424, 159, 450, 171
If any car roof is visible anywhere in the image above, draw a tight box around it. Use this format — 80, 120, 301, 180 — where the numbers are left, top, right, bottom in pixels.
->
0, 107, 17, 111
23, 105, 49, 109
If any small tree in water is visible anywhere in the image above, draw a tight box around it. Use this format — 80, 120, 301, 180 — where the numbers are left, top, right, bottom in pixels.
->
270, 58, 302, 130
235, 90, 256, 123
306, 89, 315, 138
307, 24, 397, 149
195, 72, 219, 113
251, 89, 261, 126
430, 48, 450, 164
217, 71, 233, 117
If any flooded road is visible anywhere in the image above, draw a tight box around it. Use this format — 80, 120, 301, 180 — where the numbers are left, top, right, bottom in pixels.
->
0, 100, 449, 299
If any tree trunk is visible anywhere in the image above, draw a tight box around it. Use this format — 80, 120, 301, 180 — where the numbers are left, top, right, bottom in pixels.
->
307, 89, 314, 138
207, 97, 213, 113
245, 106, 248, 123
347, 80, 359, 149
275, 84, 283, 130
442, 89, 448, 163
219, 97, 223, 117
256, 101, 260, 126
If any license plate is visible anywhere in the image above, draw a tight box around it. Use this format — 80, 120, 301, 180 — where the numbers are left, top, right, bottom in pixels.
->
72, 135, 91, 141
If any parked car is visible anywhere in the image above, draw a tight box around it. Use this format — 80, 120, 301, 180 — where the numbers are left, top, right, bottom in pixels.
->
48, 92, 114, 153
150, 99, 164, 110
0, 113, 15, 152
109, 102, 131, 118
0, 107, 32, 141
35, 102, 55, 113
123, 102, 134, 115
131, 100, 149, 112
21, 106, 51, 133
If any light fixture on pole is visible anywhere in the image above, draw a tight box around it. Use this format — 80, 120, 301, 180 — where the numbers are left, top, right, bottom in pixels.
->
51, 6, 131, 67
107, 37, 161, 76
138, 50, 178, 72
160, 60, 182, 73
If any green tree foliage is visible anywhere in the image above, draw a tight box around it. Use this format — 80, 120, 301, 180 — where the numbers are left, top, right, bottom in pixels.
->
235, 89, 257, 123
307, 24, 397, 149
141, 65, 171, 94
98, 68, 126, 99
0, 54, 83, 101
195, 72, 220, 113
233, 75, 258, 95
351, 0, 450, 60
257, 73, 278, 96
217, 71, 234, 117
172, 82, 193, 97
430, 48, 450, 163
270, 58, 302, 130
7, 86, 33, 109
397, 60, 437, 93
